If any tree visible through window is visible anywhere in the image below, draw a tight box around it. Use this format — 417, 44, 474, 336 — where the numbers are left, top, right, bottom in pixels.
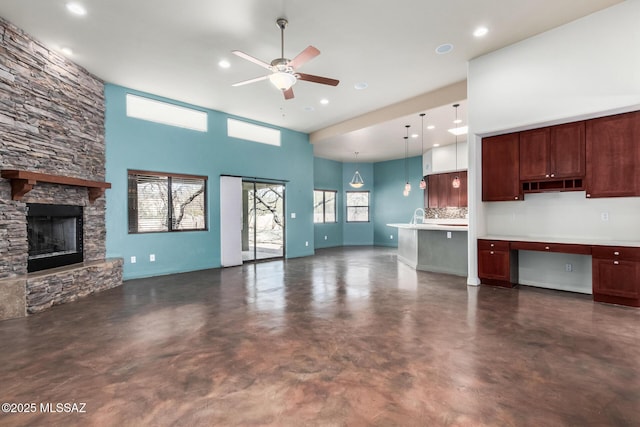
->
346, 191, 369, 222
128, 170, 207, 233
314, 190, 337, 223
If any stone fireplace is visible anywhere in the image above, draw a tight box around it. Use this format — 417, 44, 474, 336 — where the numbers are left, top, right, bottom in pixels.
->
0, 17, 123, 320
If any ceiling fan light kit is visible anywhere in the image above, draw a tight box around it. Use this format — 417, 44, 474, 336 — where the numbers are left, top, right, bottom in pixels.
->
232, 18, 339, 100
269, 72, 297, 91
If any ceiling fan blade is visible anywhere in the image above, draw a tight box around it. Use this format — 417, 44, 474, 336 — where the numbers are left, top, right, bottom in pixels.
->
288, 46, 320, 69
231, 50, 272, 70
232, 75, 270, 87
297, 73, 339, 86
283, 87, 294, 100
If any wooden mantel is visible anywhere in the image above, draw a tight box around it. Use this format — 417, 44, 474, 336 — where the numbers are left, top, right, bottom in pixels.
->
1, 169, 111, 203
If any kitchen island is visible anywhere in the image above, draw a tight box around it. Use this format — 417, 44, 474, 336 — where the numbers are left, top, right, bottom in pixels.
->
388, 220, 468, 276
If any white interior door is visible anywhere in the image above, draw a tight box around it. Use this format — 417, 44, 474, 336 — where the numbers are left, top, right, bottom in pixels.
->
220, 176, 242, 267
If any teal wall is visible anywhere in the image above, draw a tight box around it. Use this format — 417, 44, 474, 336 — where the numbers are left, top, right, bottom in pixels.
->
105, 84, 314, 279
313, 157, 343, 249
373, 156, 424, 247
342, 161, 374, 246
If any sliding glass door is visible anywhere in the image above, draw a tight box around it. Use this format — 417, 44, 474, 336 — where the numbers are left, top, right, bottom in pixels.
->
242, 181, 285, 262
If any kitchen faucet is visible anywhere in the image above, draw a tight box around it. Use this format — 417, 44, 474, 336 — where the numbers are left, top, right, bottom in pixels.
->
410, 208, 425, 224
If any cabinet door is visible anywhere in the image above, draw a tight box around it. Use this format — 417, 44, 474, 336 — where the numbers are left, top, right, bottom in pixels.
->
427, 174, 440, 208
456, 171, 468, 208
519, 128, 549, 180
478, 249, 510, 281
586, 111, 640, 198
482, 133, 521, 201
593, 258, 640, 299
438, 172, 454, 207
550, 121, 585, 179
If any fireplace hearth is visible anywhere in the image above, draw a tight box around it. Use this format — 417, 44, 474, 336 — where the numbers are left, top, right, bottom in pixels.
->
27, 203, 83, 272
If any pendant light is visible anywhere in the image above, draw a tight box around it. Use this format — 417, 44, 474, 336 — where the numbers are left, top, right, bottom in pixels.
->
419, 113, 427, 190
452, 104, 461, 189
349, 151, 364, 188
403, 125, 411, 196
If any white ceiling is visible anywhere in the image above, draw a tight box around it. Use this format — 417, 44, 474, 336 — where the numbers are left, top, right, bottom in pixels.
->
0, 0, 621, 162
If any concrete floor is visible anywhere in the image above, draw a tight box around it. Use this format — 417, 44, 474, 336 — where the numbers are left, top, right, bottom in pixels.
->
0, 246, 638, 426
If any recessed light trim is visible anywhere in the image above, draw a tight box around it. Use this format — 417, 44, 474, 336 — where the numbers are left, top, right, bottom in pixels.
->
448, 126, 468, 136
354, 82, 368, 90
320, 99, 329, 105
218, 59, 230, 68
435, 43, 453, 54
473, 26, 489, 37
303, 106, 315, 112
60, 47, 73, 56
453, 119, 462, 124
433, 144, 440, 147
66, 2, 87, 16
411, 133, 419, 139
427, 125, 435, 130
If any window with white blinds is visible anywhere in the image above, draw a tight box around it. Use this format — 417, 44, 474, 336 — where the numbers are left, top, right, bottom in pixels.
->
128, 170, 207, 233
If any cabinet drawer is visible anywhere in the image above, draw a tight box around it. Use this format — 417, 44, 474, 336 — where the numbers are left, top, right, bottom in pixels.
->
592, 246, 640, 261
510, 241, 591, 255
478, 240, 509, 251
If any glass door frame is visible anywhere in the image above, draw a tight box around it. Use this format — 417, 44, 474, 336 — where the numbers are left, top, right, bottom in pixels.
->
241, 179, 286, 263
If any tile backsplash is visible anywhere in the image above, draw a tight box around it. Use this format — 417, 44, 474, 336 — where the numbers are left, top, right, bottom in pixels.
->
425, 207, 468, 219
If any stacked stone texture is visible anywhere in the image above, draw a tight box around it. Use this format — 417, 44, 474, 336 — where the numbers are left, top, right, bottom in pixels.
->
27, 259, 123, 314
0, 17, 120, 314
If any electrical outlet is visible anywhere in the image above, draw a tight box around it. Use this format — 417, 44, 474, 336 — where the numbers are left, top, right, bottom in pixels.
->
600, 212, 609, 221
324, 235, 328, 240
290, 212, 296, 219
305, 241, 309, 247
130, 256, 136, 264
390, 235, 394, 240
150, 254, 155, 262
447, 231, 452, 239
565, 263, 573, 272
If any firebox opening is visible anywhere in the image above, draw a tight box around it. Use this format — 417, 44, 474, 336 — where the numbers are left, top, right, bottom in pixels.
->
27, 203, 83, 272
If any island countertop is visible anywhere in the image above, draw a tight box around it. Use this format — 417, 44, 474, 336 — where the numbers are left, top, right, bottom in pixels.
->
387, 220, 468, 232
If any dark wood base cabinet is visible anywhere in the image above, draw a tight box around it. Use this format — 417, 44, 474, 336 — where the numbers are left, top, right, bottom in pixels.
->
477, 240, 518, 288
592, 246, 640, 307
478, 239, 640, 307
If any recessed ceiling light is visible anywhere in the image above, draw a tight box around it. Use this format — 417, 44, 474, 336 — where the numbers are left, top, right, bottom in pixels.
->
473, 27, 489, 37
218, 59, 230, 68
303, 106, 315, 112
433, 144, 440, 147
453, 119, 462, 124
66, 2, 87, 16
448, 126, 468, 136
427, 125, 435, 130
354, 82, 368, 90
411, 133, 419, 139
60, 47, 73, 56
320, 99, 329, 105
435, 43, 453, 54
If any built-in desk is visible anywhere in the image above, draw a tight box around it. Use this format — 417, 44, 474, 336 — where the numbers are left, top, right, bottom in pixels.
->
478, 236, 640, 307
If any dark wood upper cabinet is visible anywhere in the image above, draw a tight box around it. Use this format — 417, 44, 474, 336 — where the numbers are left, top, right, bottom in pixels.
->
519, 127, 549, 180
426, 171, 468, 208
458, 170, 468, 207
482, 132, 521, 201
586, 111, 640, 198
520, 122, 585, 181
550, 121, 585, 179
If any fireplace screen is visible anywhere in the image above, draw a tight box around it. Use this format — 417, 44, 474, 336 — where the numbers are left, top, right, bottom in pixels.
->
27, 204, 83, 272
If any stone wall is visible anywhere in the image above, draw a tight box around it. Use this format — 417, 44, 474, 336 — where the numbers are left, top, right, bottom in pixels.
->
0, 17, 121, 319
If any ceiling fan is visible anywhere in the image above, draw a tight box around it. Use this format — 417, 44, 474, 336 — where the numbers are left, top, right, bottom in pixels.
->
231, 18, 339, 100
